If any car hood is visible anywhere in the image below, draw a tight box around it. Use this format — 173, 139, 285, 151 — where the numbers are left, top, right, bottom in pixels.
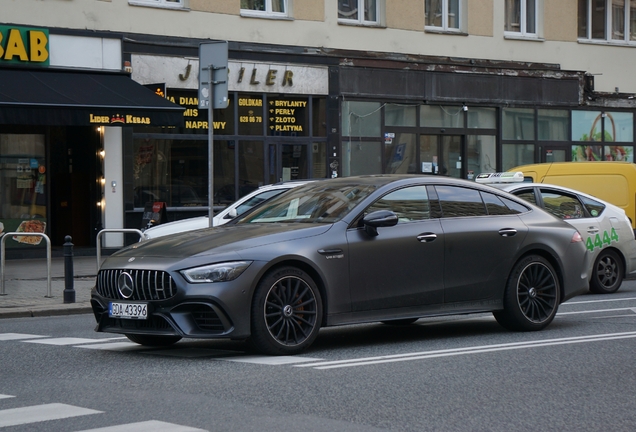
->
115, 223, 333, 259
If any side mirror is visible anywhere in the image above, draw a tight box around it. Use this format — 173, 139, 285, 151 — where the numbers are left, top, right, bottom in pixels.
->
224, 208, 238, 219
362, 210, 398, 237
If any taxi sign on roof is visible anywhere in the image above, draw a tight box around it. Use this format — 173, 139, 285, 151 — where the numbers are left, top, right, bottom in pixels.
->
475, 172, 525, 183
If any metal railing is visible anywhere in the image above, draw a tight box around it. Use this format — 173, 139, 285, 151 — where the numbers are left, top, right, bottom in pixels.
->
1, 232, 52, 297
96, 229, 144, 270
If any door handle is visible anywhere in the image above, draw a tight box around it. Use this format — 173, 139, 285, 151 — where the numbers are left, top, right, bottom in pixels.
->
416, 233, 437, 243
318, 249, 343, 255
499, 228, 517, 237
587, 227, 599, 234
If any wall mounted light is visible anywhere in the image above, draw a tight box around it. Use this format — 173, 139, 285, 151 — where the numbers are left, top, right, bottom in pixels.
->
97, 126, 102, 132
99, 149, 105, 158
462, 104, 468, 112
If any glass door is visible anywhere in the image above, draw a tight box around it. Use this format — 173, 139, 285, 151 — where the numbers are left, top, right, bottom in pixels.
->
266, 141, 309, 183
420, 135, 463, 178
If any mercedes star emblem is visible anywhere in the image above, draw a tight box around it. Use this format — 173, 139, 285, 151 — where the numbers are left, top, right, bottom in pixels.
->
117, 272, 135, 299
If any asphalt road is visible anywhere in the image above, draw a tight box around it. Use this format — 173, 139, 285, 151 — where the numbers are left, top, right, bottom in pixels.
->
2, 281, 636, 431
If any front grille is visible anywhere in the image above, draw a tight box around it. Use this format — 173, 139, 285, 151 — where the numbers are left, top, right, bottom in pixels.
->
96, 269, 177, 301
104, 315, 174, 332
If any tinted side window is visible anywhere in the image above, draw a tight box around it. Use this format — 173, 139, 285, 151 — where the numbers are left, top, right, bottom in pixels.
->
581, 196, 605, 218
436, 186, 487, 218
481, 192, 518, 215
539, 189, 585, 220
511, 188, 538, 205
500, 196, 529, 214
366, 186, 430, 223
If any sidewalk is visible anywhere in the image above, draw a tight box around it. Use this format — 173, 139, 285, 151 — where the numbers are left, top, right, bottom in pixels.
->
0, 256, 99, 319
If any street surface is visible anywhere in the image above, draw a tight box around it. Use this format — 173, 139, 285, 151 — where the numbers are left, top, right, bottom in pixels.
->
2, 280, 636, 431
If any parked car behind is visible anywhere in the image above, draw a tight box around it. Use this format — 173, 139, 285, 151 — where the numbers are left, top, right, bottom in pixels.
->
142, 180, 313, 240
477, 172, 636, 294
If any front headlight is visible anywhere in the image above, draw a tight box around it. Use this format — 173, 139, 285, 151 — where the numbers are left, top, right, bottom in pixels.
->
180, 261, 252, 283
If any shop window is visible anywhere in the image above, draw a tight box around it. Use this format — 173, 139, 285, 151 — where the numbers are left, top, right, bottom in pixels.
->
0, 134, 47, 248
421, 105, 464, 128
425, 0, 463, 32
385, 104, 417, 127
466, 136, 496, 179
503, 108, 535, 140
467, 107, 496, 129
241, 0, 288, 18
129, 0, 186, 9
267, 95, 309, 137
342, 140, 382, 176
342, 101, 381, 137
238, 141, 265, 197
504, 0, 540, 38
538, 109, 568, 141
572, 110, 634, 161
502, 143, 535, 171
312, 98, 327, 137
579, 0, 636, 42
238, 94, 264, 135
384, 133, 417, 174
338, 0, 384, 26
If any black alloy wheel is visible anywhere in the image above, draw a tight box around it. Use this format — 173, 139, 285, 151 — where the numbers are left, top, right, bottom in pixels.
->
494, 255, 560, 331
589, 249, 623, 294
249, 266, 323, 355
125, 334, 182, 346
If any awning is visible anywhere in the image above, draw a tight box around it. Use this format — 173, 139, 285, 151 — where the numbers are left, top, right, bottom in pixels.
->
0, 68, 184, 126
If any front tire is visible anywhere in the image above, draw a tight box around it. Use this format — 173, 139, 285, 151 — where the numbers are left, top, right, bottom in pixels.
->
125, 334, 181, 346
494, 255, 560, 332
589, 249, 623, 294
248, 266, 323, 355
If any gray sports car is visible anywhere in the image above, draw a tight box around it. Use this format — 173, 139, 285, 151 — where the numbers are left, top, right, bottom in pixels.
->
91, 175, 590, 355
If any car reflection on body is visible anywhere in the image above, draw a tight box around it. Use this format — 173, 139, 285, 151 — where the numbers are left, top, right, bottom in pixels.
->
477, 172, 636, 294
91, 175, 590, 355
141, 181, 313, 240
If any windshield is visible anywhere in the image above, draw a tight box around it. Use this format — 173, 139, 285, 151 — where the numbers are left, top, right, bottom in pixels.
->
237, 182, 377, 224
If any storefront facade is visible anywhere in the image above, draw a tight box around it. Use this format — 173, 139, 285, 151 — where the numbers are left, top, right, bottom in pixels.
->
0, 26, 183, 256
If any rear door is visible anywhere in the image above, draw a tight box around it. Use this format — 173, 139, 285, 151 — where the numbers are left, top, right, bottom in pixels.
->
436, 185, 529, 303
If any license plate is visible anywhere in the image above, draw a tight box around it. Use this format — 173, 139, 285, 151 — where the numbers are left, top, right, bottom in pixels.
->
109, 302, 148, 320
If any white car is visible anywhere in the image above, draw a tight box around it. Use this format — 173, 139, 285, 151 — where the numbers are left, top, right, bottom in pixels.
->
477, 172, 636, 294
142, 180, 313, 240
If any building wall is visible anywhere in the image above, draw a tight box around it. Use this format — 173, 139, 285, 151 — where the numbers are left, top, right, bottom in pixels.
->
4, 0, 635, 93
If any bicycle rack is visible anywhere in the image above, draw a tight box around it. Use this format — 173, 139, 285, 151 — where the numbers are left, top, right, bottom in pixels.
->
1, 232, 52, 297
96, 229, 144, 270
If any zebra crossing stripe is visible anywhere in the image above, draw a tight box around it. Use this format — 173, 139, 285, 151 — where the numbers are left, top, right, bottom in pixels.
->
0, 394, 14, 400
78, 420, 207, 431
0, 333, 47, 341
0, 403, 102, 427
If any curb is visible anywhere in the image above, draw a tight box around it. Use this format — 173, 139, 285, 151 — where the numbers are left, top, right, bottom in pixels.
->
0, 303, 92, 319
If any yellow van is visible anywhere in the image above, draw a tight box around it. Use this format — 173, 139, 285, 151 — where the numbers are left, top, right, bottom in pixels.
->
508, 161, 636, 232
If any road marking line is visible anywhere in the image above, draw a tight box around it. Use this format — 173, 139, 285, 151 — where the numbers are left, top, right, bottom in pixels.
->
141, 348, 240, 358
77, 420, 207, 432
222, 355, 323, 365
0, 403, 102, 428
24, 337, 125, 346
557, 307, 636, 316
296, 331, 636, 369
75, 342, 147, 351
0, 333, 47, 341
0, 395, 14, 400
564, 297, 636, 305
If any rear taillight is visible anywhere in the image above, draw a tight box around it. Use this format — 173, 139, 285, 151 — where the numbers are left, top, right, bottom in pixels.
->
571, 232, 583, 243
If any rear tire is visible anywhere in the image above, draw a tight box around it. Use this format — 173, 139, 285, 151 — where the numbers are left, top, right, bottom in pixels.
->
248, 266, 322, 355
494, 255, 560, 332
589, 249, 623, 294
125, 334, 181, 347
